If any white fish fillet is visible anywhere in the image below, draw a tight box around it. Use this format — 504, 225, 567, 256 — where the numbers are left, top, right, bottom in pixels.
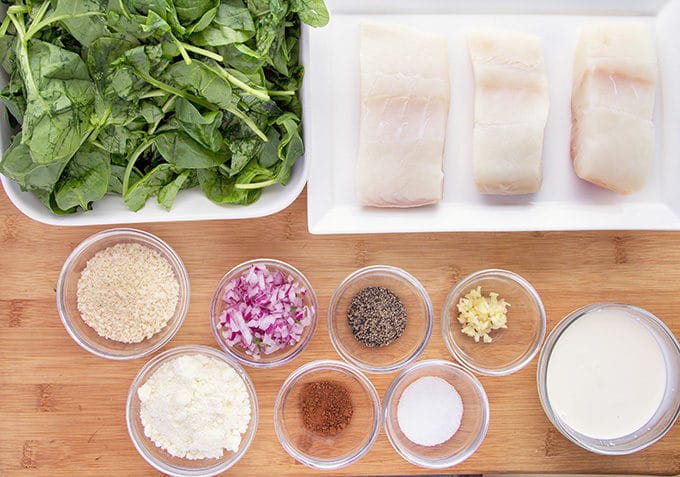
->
356, 22, 449, 207
467, 28, 549, 195
571, 23, 657, 194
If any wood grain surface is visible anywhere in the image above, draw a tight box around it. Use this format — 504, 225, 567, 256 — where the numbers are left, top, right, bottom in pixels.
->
1, 187, 679, 476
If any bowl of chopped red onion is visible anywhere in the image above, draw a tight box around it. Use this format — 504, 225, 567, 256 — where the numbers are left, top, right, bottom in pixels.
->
210, 258, 318, 368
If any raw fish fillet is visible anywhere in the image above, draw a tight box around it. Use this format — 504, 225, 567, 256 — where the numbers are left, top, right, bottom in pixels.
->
356, 22, 449, 207
571, 23, 657, 194
467, 28, 549, 195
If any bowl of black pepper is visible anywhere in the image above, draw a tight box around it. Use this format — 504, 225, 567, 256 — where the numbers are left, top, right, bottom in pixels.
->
273, 359, 381, 470
327, 265, 434, 374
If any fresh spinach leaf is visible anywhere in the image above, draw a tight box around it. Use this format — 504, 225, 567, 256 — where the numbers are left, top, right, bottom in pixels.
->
123, 162, 175, 211
174, 97, 223, 152
53, 143, 111, 210
154, 129, 227, 169
197, 167, 260, 205
157, 168, 192, 210
290, 0, 329, 27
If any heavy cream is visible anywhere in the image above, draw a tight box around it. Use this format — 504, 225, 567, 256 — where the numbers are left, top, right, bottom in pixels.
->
546, 307, 666, 440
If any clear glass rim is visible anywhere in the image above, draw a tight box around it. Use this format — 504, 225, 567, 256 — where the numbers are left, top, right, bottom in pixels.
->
382, 359, 490, 469
56, 227, 190, 361
125, 344, 259, 476
326, 265, 434, 374
441, 268, 546, 376
536, 302, 680, 455
273, 359, 381, 470
209, 258, 319, 368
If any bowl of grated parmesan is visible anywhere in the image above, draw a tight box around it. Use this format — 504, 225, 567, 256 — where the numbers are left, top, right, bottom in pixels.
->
56, 228, 190, 360
126, 345, 258, 476
441, 269, 546, 376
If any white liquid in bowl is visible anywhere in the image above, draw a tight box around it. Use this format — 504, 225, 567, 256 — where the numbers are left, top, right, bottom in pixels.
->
546, 308, 666, 440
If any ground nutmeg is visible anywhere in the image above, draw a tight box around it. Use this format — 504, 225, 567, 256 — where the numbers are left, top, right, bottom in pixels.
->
299, 380, 353, 437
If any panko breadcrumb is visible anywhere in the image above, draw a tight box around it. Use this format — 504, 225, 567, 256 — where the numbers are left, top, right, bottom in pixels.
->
76, 242, 179, 343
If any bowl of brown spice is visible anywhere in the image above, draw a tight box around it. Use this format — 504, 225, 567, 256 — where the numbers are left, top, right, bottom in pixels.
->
274, 359, 381, 470
57, 228, 190, 360
327, 265, 433, 374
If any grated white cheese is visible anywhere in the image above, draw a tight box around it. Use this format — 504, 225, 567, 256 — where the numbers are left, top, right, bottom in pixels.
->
76, 242, 179, 343
137, 354, 252, 460
456, 286, 509, 343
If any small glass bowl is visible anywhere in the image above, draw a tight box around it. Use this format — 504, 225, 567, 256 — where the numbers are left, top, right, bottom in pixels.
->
210, 258, 318, 368
442, 269, 546, 376
537, 303, 680, 455
327, 265, 433, 374
56, 228, 190, 360
383, 359, 489, 468
126, 345, 258, 476
274, 359, 381, 470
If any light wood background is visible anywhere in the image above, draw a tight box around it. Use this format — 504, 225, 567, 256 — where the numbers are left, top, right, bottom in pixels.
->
1, 188, 679, 476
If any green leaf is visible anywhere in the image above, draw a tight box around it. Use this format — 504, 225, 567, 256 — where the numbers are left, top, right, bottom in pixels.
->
162, 60, 233, 109
154, 130, 227, 168
21, 40, 95, 164
174, 0, 217, 25
290, 0, 330, 28
123, 162, 176, 211
157, 168, 192, 210
53, 143, 111, 210
190, 0, 255, 47
174, 97, 223, 152
197, 167, 260, 204
0, 134, 69, 191
48, 0, 110, 47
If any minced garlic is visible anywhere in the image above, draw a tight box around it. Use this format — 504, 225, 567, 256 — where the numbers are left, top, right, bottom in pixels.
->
456, 286, 509, 343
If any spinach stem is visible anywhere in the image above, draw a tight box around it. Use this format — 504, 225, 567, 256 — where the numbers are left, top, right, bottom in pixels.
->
0, 16, 12, 37
7, 12, 52, 116
26, 12, 104, 42
133, 68, 215, 110
208, 63, 269, 101
180, 42, 223, 62
171, 37, 192, 65
235, 179, 276, 189
148, 95, 176, 135
226, 106, 267, 141
118, 0, 131, 19
139, 90, 166, 99
268, 90, 295, 96
122, 140, 153, 195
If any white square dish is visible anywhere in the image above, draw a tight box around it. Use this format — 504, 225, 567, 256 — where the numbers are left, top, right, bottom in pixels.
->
303, 0, 680, 233
0, 15, 310, 226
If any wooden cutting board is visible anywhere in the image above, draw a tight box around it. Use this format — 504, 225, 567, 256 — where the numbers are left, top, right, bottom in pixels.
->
1, 188, 679, 476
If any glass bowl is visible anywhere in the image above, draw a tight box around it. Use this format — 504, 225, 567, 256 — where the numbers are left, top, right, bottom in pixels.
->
210, 258, 318, 368
327, 265, 433, 374
274, 359, 381, 470
56, 228, 190, 360
126, 345, 259, 476
537, 302, 680, 455
442, 269, 546, 376
383, 359, 489, 468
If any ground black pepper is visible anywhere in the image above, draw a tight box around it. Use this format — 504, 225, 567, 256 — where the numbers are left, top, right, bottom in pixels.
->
299, 380, 353, 437
346, 286, 407, 347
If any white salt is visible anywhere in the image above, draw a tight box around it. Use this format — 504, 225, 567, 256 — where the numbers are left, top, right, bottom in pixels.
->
397, 376, 463, 446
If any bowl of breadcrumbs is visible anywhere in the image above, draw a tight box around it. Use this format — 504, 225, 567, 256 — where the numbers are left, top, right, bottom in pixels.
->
57, 228, 190, 360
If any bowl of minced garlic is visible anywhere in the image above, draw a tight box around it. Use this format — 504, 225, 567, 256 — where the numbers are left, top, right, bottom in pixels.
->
441, 269, 546, 376
57, 228, 190, 360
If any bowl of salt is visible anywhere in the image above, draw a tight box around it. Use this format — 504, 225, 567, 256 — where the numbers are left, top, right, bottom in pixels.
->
383, 359, 489, 468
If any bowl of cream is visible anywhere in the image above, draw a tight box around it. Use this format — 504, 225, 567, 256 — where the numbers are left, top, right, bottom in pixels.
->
537, 303, 680, 455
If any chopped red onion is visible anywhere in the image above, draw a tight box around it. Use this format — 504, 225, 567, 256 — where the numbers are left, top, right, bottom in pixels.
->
218, 264, 312, 359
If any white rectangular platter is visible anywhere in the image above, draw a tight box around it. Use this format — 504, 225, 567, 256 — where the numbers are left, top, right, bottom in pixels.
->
304, 0, 680, 233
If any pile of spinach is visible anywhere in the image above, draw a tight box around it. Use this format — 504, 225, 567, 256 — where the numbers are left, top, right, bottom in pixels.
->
0, 0, 328, 214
